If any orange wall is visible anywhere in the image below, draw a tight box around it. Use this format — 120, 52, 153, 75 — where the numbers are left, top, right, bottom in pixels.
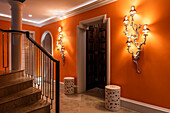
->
0, 20, 40, 71
40, 0, 170, 109
0, 0, 169, 109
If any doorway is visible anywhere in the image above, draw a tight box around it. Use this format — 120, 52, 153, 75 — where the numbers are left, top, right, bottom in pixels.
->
86, 24, 107, 90
41, 32, 52, 54
77, 14, 110, 93
41, 31, 53, 55
41, 31, 53, 83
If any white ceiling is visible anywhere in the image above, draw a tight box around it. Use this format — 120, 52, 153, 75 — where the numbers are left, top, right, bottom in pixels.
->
0, 0, 97, 23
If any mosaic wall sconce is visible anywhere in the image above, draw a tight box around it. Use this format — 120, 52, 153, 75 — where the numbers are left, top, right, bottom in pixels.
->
56, 27, 65, 65
123, 6, 150, 73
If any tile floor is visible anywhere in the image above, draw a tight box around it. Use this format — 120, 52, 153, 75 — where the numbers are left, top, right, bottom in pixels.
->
51, 86, 138, 113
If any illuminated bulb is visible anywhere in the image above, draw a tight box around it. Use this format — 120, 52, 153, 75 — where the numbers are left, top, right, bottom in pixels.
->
144, 24, 147, 29
58, 27, 62, 32
130, 5, 136, 14
131, 6, 135, 10
125, 16, 128, 20
128, 38, 131, 42
127, 43, 131, 47
59, 34, 62, 38
142, 24, 150, 35
123, 16, 129, 24
28, 14, 32, 17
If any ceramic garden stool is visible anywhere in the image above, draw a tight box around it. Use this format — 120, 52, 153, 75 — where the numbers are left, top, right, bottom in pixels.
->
105, 85, 121, 111
64, 77, 74, 94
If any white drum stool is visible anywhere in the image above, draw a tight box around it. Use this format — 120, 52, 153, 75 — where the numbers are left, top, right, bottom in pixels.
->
64, 77, 74, 94
105, 85, 121, 111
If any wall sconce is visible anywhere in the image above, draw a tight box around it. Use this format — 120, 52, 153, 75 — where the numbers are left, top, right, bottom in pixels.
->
56, 27, 65, 65
123, 6, 150, 73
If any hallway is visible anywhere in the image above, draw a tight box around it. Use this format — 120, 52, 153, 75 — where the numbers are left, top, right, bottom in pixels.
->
51, 85, 138, 113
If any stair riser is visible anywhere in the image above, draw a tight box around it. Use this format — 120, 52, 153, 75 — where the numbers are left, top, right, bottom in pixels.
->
0, 91, 41, 112
0, 80, 33, 98
28, 105, 50, 113
0, 71, 24, 83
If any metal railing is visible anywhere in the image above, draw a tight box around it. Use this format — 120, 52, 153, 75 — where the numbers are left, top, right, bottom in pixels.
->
2, 32, 9, 71
0, 29, 60, 113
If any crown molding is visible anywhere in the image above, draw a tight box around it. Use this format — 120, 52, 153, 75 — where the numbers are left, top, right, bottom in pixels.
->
0, 0, 117, 27
0, 16, 11, 22
39, 0, 117, 27
0, 16, 41, 27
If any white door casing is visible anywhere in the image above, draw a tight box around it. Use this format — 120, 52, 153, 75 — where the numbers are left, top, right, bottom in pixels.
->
77, 14, 111, 93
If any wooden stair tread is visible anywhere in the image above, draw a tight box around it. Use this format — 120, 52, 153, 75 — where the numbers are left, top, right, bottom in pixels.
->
10, 99, 50, 113
0, 70, 24, 76
0, 77, 33, 89
0, 87, 41, 105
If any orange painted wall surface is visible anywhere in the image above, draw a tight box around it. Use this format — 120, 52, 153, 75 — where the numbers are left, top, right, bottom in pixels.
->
40, 0, 170, 109
0, 20, 40, 71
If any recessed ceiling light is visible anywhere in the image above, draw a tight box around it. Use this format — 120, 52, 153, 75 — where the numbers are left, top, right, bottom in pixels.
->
28, 14, 32, 17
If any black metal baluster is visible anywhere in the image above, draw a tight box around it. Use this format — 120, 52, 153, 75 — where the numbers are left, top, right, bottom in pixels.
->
44, 55, 47, 102
32, 42, 34, 79
7, 33, 9, 69
2, 32, 5, 71
37, 47, 39, 87
27, 38, 29, 77
24, 37, 27, 75
25, 37, 27, 76
40, 51, 43, 99
51, 61, 54, 109
29, 40, 31, 78
32, 45, 34, 87
39, 49, 41, 89
38, 49, 40, 89
28, 41, 30, 77
46, 57, 49, 103
56, 61, 60, 113
42, 53, 45, 99
49, 59, 52, 108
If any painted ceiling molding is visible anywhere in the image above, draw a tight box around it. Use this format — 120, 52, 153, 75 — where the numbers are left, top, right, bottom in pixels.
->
0, 0, 117, 27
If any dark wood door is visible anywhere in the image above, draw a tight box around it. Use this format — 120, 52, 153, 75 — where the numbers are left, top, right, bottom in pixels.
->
86, 24, 107, 90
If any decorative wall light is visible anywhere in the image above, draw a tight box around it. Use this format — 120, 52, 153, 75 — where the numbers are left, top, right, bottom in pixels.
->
56, 27, 65, 65
123, 6, 150, 73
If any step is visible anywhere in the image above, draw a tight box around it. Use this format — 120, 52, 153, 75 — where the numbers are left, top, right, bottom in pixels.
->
0, 87, 41, 112
9, 100, 50, 113
0, 77, 33, 98
0, 70, 24, 82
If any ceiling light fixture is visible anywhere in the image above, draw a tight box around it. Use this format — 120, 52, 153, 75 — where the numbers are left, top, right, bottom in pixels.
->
28, 14, 32, 17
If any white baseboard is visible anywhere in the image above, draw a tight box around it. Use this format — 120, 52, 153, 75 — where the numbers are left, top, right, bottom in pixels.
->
121, 97, 170, 113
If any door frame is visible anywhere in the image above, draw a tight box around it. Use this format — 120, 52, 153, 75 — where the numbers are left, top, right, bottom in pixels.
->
41, 31, 53, 56
77, 14, 110, 93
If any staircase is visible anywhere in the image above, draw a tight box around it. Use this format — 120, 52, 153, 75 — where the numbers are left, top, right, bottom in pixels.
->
0, 70, 50, 113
